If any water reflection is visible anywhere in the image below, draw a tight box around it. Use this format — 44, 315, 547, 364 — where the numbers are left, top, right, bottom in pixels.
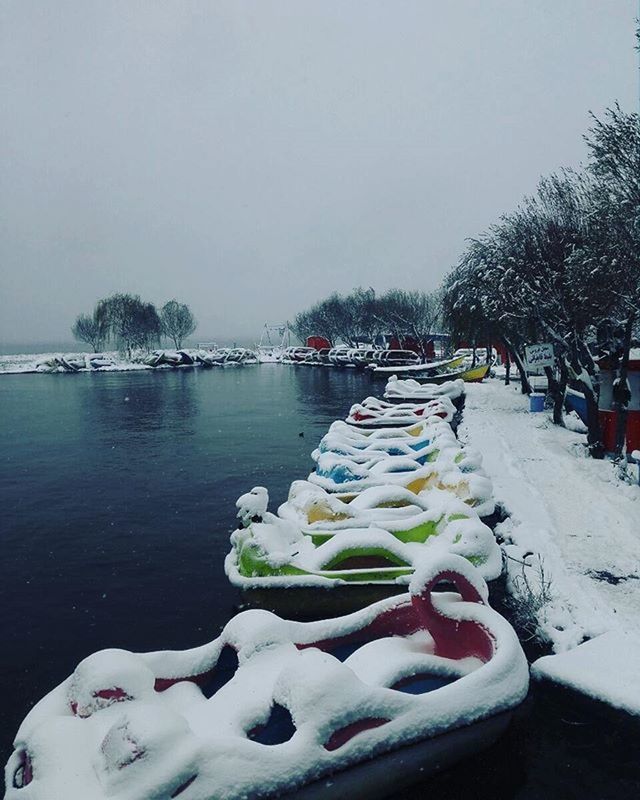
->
84, 369, 199, 437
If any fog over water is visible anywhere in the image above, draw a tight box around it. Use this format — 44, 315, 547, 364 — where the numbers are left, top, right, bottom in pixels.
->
1, 1, 637, 348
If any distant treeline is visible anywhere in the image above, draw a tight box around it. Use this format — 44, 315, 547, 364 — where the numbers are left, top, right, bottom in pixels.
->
291, 288, 442, 360
72, 294, 196, 356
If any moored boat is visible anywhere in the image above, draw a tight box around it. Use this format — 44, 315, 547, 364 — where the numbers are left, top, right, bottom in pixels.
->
346, 396, 457, 428
226, 505, 502, 592
412, 363, 490, 385
384, 377, 466, 408
368, 355, 464, 378
4, 554, 528, 800
314, 418, 459, 462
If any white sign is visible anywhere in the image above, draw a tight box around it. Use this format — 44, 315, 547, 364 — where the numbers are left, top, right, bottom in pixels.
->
525, 343, 555, 369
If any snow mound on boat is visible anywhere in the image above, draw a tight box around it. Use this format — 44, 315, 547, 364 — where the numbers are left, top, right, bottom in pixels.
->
384, 377, 465, 401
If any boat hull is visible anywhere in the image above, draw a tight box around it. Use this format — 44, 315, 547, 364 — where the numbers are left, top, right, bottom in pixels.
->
408, 363, 489, 385
288, 710, 514, 800
239, 575, 502, 620
240, 584, 408, 618
369, 356, 464, 377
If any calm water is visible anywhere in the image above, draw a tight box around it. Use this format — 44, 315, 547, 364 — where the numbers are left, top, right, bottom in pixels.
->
1, 366, 639, 799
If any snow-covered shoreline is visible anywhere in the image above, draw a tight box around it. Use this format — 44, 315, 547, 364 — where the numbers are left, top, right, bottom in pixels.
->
0, 350, 152, 374
460, 380, 640, 713
0, 348, 261, 374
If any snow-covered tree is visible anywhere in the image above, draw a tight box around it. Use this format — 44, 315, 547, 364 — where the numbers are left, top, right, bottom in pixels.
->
442, 104, 639, 459
583, 105, 640, 456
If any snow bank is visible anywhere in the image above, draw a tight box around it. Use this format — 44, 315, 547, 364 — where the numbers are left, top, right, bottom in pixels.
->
532, 631, 640, 716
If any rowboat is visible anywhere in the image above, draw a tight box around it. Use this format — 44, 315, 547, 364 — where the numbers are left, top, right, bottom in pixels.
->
368, 355, 464, 377
4, 555, 528, 800
415, 363, 490, 385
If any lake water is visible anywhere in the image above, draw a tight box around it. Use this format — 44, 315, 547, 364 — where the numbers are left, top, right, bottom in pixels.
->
1, 366, 639, 798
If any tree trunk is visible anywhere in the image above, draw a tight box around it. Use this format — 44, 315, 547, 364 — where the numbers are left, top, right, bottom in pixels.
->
567, 339, 603, 458
558, 358, 569, 422
613, 315, 635, 458
544, 365, 564, 425
508, 345, 532, 394
583, 383, 604, 458
504, 355, 511, 386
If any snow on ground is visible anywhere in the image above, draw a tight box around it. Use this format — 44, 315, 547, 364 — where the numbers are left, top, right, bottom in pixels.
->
460, 380, 640, 658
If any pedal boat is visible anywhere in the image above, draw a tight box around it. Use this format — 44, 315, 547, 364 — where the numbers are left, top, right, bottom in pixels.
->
314, 421, 459, 462
383, 377, 465, 408
5, 556, 528, 800
280, 478, 495, 528
346, 396, 457, 428
310, 445, 484, 488
226, 513, 502, 589
305, 455, 493, 513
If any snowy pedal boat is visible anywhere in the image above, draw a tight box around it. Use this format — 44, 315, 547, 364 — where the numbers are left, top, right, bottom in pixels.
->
323, 419, 453, 449
310, 444, 484, 491
5, 556, 528, 800
306, 455, 493, 515
314, 419, 460, 462
279, 480, 495, 532
383, 377, 465, 406
226, 510, 502, 591
346, 396, 457, 428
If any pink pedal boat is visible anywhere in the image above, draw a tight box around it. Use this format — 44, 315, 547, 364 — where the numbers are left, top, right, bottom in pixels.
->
5, 555, 528, 800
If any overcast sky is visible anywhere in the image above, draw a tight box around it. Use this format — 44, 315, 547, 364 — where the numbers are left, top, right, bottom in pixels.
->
1, 1, 638, 347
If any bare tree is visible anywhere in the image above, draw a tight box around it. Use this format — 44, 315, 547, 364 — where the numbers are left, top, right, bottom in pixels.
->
378, 289, 441, 359
99, 293, 162, 358
71, 311, 107, 352
160, 300, 197, 349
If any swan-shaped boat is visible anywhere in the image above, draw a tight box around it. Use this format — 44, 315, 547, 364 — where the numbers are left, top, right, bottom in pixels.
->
5, 556, 527, 800
346, 396, 456, 428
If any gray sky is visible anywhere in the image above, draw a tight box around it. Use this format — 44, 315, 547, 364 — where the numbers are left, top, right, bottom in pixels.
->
1, 1, 638, 346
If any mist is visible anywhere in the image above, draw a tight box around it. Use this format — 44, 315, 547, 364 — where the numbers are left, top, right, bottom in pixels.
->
1, 0, 637, 348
